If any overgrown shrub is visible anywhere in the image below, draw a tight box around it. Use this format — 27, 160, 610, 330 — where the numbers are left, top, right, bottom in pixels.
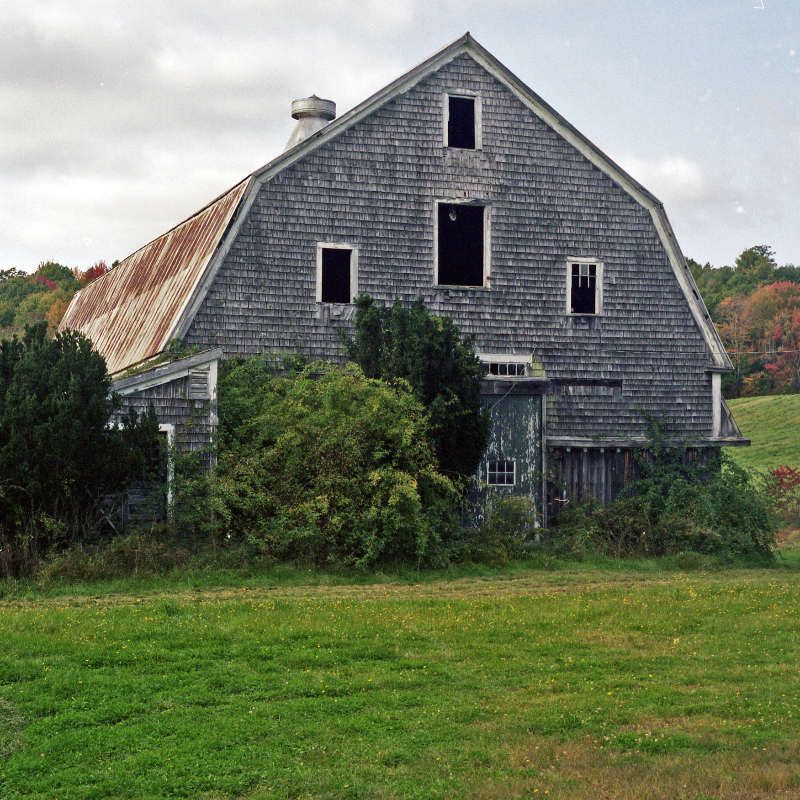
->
210, 362, 458, 568
346, 295, 490, 483
552, 447, 775, 560
0, 323, 161, 578
764, 465, 800, 529
469, 494, 539, 566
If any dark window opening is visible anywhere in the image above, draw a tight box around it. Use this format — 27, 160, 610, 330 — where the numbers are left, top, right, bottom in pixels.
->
489, 362, 526, 377
321, 248, 351, 303
437, 204, 484, 286
488, 460, 515, 486
448, 96, 476, 149
570, 262, 597, 314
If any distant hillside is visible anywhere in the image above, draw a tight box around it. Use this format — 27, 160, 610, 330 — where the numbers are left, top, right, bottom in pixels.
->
726, 395, 800, 473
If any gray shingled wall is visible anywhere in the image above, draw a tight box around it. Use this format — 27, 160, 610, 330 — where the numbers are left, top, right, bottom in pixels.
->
184, 52, 714, 444
112, 376, 216, 470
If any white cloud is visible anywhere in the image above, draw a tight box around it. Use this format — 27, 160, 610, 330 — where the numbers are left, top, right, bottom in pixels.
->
618, 154, 713, 201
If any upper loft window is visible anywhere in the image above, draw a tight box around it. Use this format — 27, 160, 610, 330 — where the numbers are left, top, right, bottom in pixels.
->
317, 244, 357, 304
480, 353, 530, 378
445, 94, 480, 149
488, 362, 526, 377
567, 260, 603, 315
436, 202, 488, 287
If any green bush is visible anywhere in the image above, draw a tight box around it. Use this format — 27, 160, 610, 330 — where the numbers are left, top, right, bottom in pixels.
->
346, 295, 490, 483
210, 362, 458, 568
468, 494, 539, 566
0, 323, 160, 577
552, 448, 775, 560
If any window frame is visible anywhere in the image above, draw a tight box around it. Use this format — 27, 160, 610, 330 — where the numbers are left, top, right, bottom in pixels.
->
316, 243, 358, 304
434, 199, 491, 288
478, 353, 531, 378
566, 258, 603, 316
443, 92, 482, 150
487, 459, 516, 486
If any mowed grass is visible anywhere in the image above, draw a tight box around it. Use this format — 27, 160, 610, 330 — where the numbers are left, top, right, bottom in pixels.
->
727, 394, 800, 473
1, 567, 800, 799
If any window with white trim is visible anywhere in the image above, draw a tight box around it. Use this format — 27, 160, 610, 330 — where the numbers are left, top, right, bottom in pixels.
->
479, 353, 530, 377
436, 202, 488, 287
567, 259, 603, 315
488, 362, 526, 377
445, 94, 480, 149
317, 244, 357, 304
487, 460, 516, 486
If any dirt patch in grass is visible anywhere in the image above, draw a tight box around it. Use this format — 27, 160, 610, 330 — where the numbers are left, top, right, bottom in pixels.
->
479, 736, 800, 799
0, 698, 25, 761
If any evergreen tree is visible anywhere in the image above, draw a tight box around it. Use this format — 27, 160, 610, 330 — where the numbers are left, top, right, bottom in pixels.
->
346, 296, 490, 483
0, 323, 159, 576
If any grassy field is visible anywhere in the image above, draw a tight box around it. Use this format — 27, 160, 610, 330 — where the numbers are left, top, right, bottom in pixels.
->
727, 395, 800, 473
2, 562, 800, 799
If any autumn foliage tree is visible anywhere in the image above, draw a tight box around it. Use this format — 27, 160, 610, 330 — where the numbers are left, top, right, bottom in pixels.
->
716, 281, 800, 395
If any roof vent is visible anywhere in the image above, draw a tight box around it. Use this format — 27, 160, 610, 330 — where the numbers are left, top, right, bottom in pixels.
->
284, 95, 336, 151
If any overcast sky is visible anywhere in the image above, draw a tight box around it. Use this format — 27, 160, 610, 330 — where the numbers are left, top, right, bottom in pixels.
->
2, 0, 798, 273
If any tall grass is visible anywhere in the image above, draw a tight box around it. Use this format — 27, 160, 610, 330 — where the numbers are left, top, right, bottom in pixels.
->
2, 567, 799, 799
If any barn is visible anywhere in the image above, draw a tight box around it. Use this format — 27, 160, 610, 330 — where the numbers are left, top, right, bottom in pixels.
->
59, 33, 747, 523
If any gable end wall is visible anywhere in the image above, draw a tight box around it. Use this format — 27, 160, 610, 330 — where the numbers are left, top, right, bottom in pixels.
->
184, 53, 714, 442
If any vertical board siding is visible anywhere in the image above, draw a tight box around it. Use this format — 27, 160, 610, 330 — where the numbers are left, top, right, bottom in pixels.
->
546, 446, 718, 520
472, 393, 543, 521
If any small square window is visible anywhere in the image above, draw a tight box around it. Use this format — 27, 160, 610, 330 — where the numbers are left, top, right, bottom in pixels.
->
436, 203, 487, 287
567, 260, 603, 315
317, 245, 357, 304
488, 460, 516, 486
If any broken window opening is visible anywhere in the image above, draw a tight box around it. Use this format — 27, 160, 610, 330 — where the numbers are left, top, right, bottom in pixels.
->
488, 362, 526, 377
569, 261, 598, 314
487, 460, 516, 486
447, 95, 476, 149
320, 247, 352, 304
437, 203, 485, 287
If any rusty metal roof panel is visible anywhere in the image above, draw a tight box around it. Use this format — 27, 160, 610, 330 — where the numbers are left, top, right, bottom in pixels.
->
60, 177, 251, 375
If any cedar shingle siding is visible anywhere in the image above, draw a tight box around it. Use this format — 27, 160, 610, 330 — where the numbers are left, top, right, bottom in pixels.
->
184, 52, 712, 443
61, 36, 746, 520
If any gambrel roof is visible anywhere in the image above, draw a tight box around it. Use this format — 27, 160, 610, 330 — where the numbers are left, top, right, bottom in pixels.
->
60, 33, 731, 375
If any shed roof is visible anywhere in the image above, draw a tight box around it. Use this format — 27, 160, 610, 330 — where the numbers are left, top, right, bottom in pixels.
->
59, 178, 250, 375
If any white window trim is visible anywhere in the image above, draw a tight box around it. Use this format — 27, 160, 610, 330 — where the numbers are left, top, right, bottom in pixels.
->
316, 243, 358, 304
566, 258, 604, 315
478, 353, 532, 378
433, 199, 491, 288
159, 423, 175, 511
442, 91, 482, 150
487, 459, 516, 486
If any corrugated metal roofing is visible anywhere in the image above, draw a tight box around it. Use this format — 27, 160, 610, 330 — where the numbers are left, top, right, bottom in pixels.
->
59, 178, 251, 375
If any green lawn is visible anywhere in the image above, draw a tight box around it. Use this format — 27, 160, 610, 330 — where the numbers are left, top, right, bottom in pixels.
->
2, 565, 800, 799
727, 394, 800, 473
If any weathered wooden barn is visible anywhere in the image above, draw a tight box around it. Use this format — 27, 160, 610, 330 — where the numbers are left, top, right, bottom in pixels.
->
59, 33, 747, 523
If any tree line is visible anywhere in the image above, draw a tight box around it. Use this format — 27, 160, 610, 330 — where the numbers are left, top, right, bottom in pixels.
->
689, 245, 799, 397
0, 260, 110, 338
